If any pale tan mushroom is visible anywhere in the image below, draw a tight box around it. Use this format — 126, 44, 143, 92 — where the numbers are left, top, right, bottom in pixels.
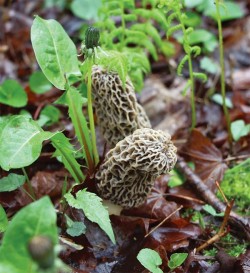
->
91, 65, 151, 147
96, 128, 177, 208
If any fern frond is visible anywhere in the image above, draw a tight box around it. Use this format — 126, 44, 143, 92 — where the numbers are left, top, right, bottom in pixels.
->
125, 49, 151, 74
167, 24, 182, 37
124, 36, 158, 60
131, 23, 162, 49
150, 9, 168, 30
190, 46, 201, 57
167, 12, 178, 26
123, 14, 137, 21
182, 79, 191, 96
193, 72, 207, 82
123, 0, 135, 9
96, 50, 128, 86
142, 0, 158, 8
107, 8, 122, 16
129, 68, 144, 92
177, 55, 189, 76
133, 8, 151, 18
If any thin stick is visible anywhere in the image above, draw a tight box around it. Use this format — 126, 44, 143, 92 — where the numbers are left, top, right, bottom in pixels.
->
145, 205, 183, 238
215, 181, 229, 205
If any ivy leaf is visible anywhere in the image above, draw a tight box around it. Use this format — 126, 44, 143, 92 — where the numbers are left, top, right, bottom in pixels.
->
31, 16, 81, 90
0, 115, 56, 171
65, 189, 116, 244
0, 79, 27, 108
137, 248, 163, 273
0, 196, 58, 273
0, 173, 26, 192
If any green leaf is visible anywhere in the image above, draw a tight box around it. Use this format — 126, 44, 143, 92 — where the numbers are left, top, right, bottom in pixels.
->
96, 50, 128, 86
0, 173, 26, 192
168, 169, 184, 188
70, 0, 102, 21
39, 104, 61, 126
188, 29, 218, 52
231, 120, 250, 142
184, 0, 204, 8
0, 196, 58, 273
206, 1, 244, 21
29, 71, 53, 94
0, 79, 27, 107
168, 253, 188, 270
0, 205, 8, 233
211, 94, 233, 109
65, 189, 116, 243
200, 57, 219, 74
31, 16, 81, 90
51, 132, 85, 183
0, 115, 56, 171
137, 248, 163, 273
66, 87, 92, 163
193, 72, 207, 82
66, 215, 86, 237
203, 204, 224, 217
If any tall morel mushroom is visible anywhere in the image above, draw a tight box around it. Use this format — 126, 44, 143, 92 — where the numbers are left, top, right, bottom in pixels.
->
96, 128, 177, 208
91, 65, 151, 147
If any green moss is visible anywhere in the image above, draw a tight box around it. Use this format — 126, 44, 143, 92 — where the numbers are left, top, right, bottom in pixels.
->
219, 158, 250, 215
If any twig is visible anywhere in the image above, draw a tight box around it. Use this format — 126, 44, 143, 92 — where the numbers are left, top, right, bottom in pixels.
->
176, 156, 250, 240
196, 200, 233, 252
144, 205, 183, 238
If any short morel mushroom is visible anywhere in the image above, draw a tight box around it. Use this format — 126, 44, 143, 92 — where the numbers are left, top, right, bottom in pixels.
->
91, 65, 151, 147
96, 128, 177, 208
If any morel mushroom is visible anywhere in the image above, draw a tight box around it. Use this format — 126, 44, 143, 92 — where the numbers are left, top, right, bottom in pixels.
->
92, 65, 151, 147
96, 128, 177, 208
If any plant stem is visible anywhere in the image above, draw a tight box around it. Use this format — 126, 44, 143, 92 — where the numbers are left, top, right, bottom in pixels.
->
187, 54, 196, 129
22, 167, 36, 200
87, 57, 99, 165
215, 0, 232, 144
119, 1, 125, 49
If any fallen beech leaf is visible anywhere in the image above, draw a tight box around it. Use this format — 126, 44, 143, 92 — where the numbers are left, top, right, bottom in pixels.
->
145, 221, 202, 252
183, 129, 228, 191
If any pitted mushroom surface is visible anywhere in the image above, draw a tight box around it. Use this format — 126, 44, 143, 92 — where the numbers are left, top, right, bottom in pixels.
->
96, 128, 177, 208
92, 65, 151, 147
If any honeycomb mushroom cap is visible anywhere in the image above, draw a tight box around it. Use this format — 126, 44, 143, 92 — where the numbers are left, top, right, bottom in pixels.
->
96, 128, 177, 208
92, 65, 151, 147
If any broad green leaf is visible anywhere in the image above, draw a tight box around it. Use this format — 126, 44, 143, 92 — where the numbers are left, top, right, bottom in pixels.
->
168, 253, 188, 270
184, 0, 204, 8
0, 115, 56, 171
38, 105, 61, 126
0, 79, 27, 107
0, 205, 8, 232
29, 71, 52, 94
65, 190, 116, 243
0, 196, 58, 273
70, 0, 102, 21
231, 120, 250, 142
205, 1, 244, 21
188, 29, 218, 52
0, 173, 26, 192
211, 94, 233, 109
200, 57, 219, 74
31, 16, 81, 90
137, 248, 163, 273
51, 132, 85, 183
